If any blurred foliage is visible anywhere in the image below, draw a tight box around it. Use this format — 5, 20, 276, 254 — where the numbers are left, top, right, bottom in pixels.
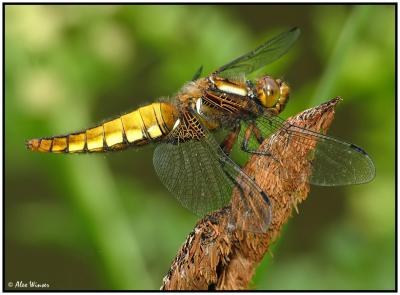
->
5, 4, 395, 290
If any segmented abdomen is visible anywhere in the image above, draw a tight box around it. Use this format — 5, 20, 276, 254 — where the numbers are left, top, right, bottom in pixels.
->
26, 102, 178, 153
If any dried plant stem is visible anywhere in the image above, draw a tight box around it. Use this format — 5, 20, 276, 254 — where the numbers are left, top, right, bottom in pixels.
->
161, 98, 341, 290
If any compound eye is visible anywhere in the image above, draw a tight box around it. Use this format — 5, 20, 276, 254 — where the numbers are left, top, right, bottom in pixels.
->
261, 77, 280, 107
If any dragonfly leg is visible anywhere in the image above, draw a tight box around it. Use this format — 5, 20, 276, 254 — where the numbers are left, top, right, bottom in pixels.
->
241, 123, 272, 156
220, 123, 241, 156
241, 122, 282, 165
252, 123, 265, 144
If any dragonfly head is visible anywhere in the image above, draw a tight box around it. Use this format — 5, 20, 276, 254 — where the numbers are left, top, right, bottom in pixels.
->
255, 76, 290, 114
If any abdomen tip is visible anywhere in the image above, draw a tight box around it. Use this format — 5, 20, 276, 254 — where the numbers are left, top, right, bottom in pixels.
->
26, 138, 40, 151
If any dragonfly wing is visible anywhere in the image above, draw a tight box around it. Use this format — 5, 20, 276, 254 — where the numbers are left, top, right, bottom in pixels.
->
251, 113, 376, 186
153, 133, 232, 216
191, 65, 204, 81
214, 27, 300, 79
153, 112, 271, 233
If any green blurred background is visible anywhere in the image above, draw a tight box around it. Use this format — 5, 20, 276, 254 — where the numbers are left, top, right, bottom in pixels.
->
5, 4, 395, 290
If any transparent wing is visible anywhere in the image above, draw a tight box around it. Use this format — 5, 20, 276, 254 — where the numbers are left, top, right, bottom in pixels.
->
214, 27, 300, 79
153, 113, 271, 233
248, 113, 376, 186
153, 135, 231, 216
191, 65, 203, 81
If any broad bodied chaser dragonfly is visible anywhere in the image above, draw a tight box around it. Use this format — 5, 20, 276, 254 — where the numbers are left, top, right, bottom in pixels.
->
26, 28, 375, 233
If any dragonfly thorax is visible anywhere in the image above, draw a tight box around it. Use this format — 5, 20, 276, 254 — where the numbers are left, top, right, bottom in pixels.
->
210, 76, 248, 97
255, 76, 290, 115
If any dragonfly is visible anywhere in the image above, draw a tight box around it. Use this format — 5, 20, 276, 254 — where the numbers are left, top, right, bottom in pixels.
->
26, 28, 375, 233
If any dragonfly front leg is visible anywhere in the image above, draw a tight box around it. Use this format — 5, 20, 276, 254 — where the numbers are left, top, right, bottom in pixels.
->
220, 123, 241, 156
241, 122, 272, 156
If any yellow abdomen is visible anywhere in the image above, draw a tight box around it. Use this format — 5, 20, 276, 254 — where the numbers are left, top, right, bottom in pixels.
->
26, 102, 178, 153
